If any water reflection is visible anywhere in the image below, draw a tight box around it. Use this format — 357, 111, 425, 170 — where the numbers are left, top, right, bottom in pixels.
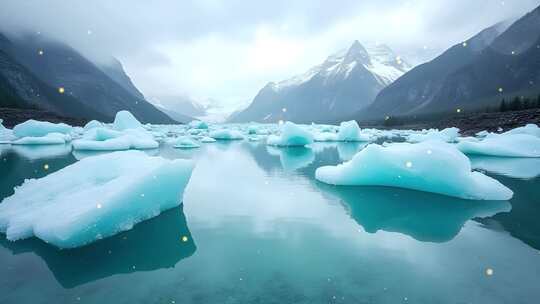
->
337, 142, 366, 161
10, 144, 72, 160
267, 146, 315, 171
0, 206, 195, 289
470, 156, 540, 179
476, 175, 540, 250
318, 183, 511, 242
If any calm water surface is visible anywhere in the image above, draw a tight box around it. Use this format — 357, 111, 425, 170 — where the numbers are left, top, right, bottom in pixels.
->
0, 141, 539, 304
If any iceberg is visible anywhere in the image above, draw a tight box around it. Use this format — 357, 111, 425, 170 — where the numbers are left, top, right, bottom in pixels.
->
200, 136, 217, 143
171, 136, 201, 149
189, 120, 209, 129
470, 156, 540, 179
337, 120, 370, 142
112, 110, 142, 131
73, 112, 159, 151
457, 134, 540, 158
267, 122, 314, 147
13, 120, 72, 138
73, 128, 158, 151
503, 124, 540, 138
11, 132, 71, 145
407, 127, 460, 143
0, 150, 195, 248
314, 132, 339, 142
315, 141, 513, 200
209, 129, 244, 140
83, 120, 104, 131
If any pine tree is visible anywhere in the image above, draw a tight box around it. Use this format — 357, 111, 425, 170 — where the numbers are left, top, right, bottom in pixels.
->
500, 98, 507, 112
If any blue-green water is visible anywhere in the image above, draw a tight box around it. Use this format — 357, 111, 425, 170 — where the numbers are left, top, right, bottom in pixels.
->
1, 141, 539, 304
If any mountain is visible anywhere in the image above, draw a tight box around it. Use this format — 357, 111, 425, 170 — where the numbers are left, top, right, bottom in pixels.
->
0, 33, 107, 120
360, 7, 540, 121
230, 41, 411, 123
0, 32, 177, 124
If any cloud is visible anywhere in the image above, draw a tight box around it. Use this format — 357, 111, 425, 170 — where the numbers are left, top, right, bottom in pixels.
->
0, 0, 538, 106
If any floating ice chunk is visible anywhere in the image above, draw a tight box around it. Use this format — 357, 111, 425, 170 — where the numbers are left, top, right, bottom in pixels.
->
200, 136, 217, 143
248, 135, 261, 142
408, 127, 460, 143
267, 122, 314, 147
470, 156, 540, 179
171, 136, 200, 149
73, 127, 158, 151
0, 151, 195, 248
11, 132, 71, 145
247, 125, 259, 134
503, 124, 540, 138
189, 120, 208, 129
13, 120, 72, 138
83, 120, 104, 131
315, 141, 513, 200
113, 111, 142, 131
314, 132, 339, 142
457, 134, 540, 158
337, 120, 370, 142
209, 129, 244, 140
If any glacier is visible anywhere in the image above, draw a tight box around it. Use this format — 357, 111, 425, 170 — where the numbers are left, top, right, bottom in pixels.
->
267, 122, 314, 147
0, 150, 195, 248
457, 133, 540, 158
315, 141, 513, 200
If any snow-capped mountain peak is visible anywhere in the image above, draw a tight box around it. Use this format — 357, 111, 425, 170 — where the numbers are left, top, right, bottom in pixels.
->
270, 40, 410, 92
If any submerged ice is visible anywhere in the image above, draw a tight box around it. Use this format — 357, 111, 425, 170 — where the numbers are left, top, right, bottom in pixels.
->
0, 151, 194, 248
315, 141, 513, 200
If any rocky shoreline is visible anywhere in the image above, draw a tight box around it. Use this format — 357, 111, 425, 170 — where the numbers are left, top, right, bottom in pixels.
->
0, 107, 88, 128
360, 109, 540, 136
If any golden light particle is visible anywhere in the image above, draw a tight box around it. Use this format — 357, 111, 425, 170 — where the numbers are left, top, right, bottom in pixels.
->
456, 108, 461, 113
405, 161, 413, 168
58, 87, 65, 94
486, 268, 494, 276
181, 236, 189, 242
462, 42, 467, 47
385, 116, 390, 120
38, 50, 44, 55
282, 108, 287, 112
96, 203, 102, 209
498, 87, 503, 93
43, 164, 49, 170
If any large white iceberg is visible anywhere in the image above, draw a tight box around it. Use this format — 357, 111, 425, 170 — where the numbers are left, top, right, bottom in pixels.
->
267, 122, 314, 147
457, 133, 540, 158
113, 110, 142, 131
13, 120, 72, 138
315, 141, 513, 200
407, 127, 460, 143
209, 129, 244, 140
503, 124, 540, 138
0, 151, 195, 248
470, 156, 540, 179
73, 111, 158, 151
337, 120, 370, 142
11, 132, 71, 145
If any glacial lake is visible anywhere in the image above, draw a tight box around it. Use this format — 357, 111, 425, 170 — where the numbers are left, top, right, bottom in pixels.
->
1, 140, 539, 304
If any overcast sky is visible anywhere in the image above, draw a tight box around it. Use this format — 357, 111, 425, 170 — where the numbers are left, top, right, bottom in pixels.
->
0, 0, 538, 108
